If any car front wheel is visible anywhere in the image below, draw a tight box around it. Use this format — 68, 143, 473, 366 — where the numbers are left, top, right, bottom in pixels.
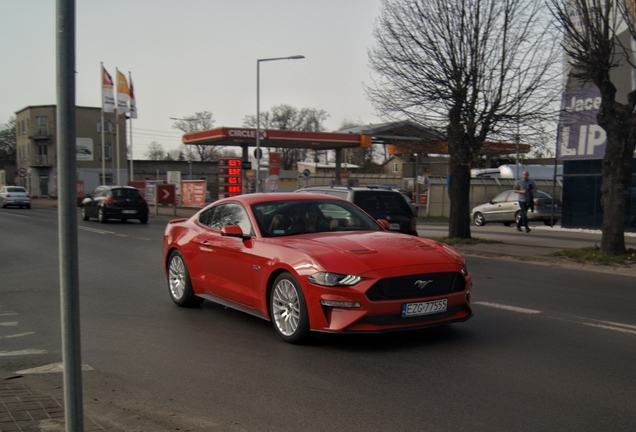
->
473, 212, 486, 226
167, 250, 203, 307
515, 210, 521, 225
81, 206, 89, 221
270, 272, 310, 344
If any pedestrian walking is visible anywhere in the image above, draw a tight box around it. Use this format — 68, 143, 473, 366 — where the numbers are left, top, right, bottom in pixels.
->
513, 170, 537, 233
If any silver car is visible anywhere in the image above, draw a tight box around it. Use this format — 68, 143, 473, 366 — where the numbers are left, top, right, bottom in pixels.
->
0, 186, 31, 209
471, 190, 561, 227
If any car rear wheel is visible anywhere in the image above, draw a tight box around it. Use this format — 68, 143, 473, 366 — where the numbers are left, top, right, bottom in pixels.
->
167, 250, 203, 307
26, 204, 30, 209
81, 206, 89, 221
98, 207, 107, 223
503, 222, 512, 226
270, 272, 310, 344
473, 212, 486, 226
543, 220, 557, 226
139, 216, 148, 224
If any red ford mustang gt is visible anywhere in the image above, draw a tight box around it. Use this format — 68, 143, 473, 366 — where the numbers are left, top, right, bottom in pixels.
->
162, 193, 472, 343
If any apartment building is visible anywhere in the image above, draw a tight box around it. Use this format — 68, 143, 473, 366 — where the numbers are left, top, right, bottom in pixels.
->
14, 105, 127, 197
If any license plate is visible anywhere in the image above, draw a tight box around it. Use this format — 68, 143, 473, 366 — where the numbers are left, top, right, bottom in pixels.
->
389, 223, 400, 230
402, 299, 448, 317
122, 210, 137, 214
545, 204, 551, 208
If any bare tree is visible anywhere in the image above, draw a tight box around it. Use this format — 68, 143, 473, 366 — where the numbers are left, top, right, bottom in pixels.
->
146, 141, 165, 160
367, 0, 561, 238
171, 111, 220, 162
243, 104, 330, 170
550, 0, 636, 256
0, 117, 16, 166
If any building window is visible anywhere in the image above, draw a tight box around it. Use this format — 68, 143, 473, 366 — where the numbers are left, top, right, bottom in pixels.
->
36, 117, 48, 136
392, 163, 399, 173
100, 144, 112, 160
21, 120, 25, 135
100, 173, 114, 185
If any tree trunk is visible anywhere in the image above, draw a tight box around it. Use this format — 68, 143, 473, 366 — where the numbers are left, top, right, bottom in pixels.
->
597, 87, 635, 256
599, 130, 633, 255
448, 159, 472, 238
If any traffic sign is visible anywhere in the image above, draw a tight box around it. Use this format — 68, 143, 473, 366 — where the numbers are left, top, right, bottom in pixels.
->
303, 169, 310, 179
17, 167, 27, 178
156, 184, 175, 204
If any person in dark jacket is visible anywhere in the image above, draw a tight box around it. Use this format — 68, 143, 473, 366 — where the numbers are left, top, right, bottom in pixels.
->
513, 171, 537, 233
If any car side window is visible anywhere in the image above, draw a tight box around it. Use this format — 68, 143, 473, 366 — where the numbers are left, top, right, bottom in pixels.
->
200, 203, 253, 235
492, 191, 510, 203
506, 191, 519, 202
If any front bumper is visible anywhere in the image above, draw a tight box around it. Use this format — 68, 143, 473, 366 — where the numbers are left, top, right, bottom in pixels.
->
302, 267, 473, 333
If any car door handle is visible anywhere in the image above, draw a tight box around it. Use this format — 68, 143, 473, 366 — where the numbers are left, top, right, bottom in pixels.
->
193, 239, 212, 248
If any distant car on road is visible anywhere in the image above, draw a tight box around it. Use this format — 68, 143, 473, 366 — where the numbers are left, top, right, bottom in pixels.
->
295, 185, 418, 235
162, 193, 472, 344
471, 190, 561, 227
0, 186, 31, 209
81, 185, 149, 224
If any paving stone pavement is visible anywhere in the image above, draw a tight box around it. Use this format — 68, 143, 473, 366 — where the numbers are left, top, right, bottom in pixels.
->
0, 382, 124, 432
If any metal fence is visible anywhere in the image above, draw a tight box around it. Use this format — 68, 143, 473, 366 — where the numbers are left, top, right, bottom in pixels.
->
424, 176, 563, 217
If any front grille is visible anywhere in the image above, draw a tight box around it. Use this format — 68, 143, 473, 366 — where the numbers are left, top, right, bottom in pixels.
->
365, 271, 465, 301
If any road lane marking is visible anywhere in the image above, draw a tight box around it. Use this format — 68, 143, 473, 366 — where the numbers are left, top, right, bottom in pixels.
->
0, 313, 18, 316
78, 226, 118, 235
474, 302, 541, 314
4, 332, 34, 338
0, 349, 46, 357
0, 322, 18, 326
580, 322, 636, 335
15, 362, 93, 375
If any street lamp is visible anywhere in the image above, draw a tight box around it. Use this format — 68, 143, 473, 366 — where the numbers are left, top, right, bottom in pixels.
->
169, 117, 195, 180
256, 55, 305, 193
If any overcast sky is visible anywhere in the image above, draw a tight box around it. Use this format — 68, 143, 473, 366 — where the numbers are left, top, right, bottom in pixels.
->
1, 0, 385, 159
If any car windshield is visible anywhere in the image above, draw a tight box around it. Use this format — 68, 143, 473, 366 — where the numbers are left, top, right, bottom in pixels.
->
253, 199, 381, 237
7, 187, 27, 193
110, 188, 142, 198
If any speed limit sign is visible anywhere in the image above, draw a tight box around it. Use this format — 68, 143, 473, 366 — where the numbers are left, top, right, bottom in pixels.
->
17, 167, 27, 178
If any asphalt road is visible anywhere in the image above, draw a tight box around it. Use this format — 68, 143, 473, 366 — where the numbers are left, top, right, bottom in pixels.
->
1, 207, 635, 431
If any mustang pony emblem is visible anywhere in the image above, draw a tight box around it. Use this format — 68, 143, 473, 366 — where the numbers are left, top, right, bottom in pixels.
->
414, 279, 433, 289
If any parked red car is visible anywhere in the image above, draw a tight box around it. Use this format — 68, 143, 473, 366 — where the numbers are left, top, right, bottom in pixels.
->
162, 193, 472, 343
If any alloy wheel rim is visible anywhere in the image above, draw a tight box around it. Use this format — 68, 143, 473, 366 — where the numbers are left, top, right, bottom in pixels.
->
168, 256, 186, 300
272, 279, 300, 336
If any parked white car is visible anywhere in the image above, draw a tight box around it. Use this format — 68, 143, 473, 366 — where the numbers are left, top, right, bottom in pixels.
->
0, 186, 31, 209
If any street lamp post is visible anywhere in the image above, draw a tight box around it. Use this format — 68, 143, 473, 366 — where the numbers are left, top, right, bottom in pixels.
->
256, 55, 304, 193
169, 117, 194, 179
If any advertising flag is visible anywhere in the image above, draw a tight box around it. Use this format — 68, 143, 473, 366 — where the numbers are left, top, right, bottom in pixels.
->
116, 69, 130, 114
129, 73, 138, 119
102, 66, 116, 113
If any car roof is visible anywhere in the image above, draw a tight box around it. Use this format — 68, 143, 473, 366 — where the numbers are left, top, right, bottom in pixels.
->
298, 185, 404, 193
214, 192, 348, 206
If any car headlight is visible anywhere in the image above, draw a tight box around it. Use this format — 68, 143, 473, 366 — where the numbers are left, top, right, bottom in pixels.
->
308, 272, 363, 287
461, 264, 469, 275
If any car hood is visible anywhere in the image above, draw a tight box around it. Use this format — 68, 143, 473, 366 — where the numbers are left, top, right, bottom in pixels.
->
277, 231, 464, 274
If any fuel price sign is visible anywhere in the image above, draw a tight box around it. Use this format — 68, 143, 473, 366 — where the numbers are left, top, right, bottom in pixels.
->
218, 157, 243, 198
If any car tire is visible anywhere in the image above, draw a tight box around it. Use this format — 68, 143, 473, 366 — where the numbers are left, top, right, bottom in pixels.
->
543, 220, 556, 226
503, 222, 512, 226
26, 204, 31, 209
98, 207, 107, 223
473, 212, 486, 226
515, 210, 521, 225
139, 216, 148, 224
270, 272, 311, 344
167, 250, 203, 307
81, 206, 89, 221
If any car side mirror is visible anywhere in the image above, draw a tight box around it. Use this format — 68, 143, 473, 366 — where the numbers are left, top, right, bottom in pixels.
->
221, 225, 251, 240
489, 200, 494, 204
377, 219, 390, 229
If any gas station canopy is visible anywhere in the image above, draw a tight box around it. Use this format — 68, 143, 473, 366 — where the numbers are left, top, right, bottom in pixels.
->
182, 127, 371, 150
